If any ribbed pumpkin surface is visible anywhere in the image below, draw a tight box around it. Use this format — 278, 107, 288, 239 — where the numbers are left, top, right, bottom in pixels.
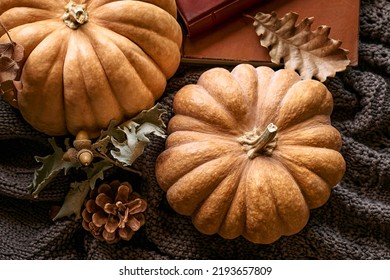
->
0, 0, 182, 137
156, 64, 346, 244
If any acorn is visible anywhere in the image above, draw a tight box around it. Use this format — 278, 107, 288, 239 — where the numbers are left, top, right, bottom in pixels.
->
62, 130, 95, 166
62, 147, 78, 162
77, 149, 94, 166
74, 130, 92, 150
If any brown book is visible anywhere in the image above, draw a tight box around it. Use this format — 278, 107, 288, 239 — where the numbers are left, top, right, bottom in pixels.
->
176, 0, 262, 37
180, 0, 359, 66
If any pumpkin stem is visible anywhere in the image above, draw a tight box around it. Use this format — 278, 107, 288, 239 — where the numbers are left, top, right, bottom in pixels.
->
63, 1, 89, 30
238, 123, 278, 158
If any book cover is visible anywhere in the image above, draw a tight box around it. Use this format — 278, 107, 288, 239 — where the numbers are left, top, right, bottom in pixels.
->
176, 0, 261, 37
180, 0, 359, 66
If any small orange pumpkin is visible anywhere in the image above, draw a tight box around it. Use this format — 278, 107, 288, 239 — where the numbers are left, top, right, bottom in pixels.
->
0, 0, 182, 137
155, 64, 346, 244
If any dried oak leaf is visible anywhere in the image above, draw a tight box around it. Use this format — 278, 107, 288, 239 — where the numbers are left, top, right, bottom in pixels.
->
251, 11, 350, 82
0, 22, 24, 106
0, 34, 24, 81
0, 42, 24, 62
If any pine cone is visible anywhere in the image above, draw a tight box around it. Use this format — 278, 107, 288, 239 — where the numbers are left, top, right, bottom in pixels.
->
81, 180, 147, 244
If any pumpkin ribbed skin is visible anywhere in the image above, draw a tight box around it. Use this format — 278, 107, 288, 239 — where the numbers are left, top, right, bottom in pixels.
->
155, 64, 346, 244
0, 0, 182, 137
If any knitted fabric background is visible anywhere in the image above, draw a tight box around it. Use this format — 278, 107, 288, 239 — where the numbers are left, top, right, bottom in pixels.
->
0, 0, 389, 259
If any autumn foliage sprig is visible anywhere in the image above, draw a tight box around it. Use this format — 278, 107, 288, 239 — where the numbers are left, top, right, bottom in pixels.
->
29, 104, 167, 220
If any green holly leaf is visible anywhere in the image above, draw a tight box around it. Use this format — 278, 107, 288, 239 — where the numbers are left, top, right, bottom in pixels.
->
125, 103, 167, 129
83, 160, 113, 190
29, 138, 80, 198
52, 154, 114, 221
52, 181, 90, 221
92, 120, 121, 154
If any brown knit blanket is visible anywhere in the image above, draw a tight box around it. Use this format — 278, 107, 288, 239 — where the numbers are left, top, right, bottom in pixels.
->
0, 0, 389, 259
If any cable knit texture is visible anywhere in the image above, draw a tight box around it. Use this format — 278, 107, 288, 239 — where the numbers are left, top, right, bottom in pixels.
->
0, 0, 389, 259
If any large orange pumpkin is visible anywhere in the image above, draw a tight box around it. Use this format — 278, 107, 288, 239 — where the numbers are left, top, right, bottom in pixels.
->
0, 0, 182, 137
155, 64, 346, 244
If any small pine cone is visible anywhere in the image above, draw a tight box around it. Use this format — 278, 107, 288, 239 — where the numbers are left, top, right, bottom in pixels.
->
81, 180, 147, 244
